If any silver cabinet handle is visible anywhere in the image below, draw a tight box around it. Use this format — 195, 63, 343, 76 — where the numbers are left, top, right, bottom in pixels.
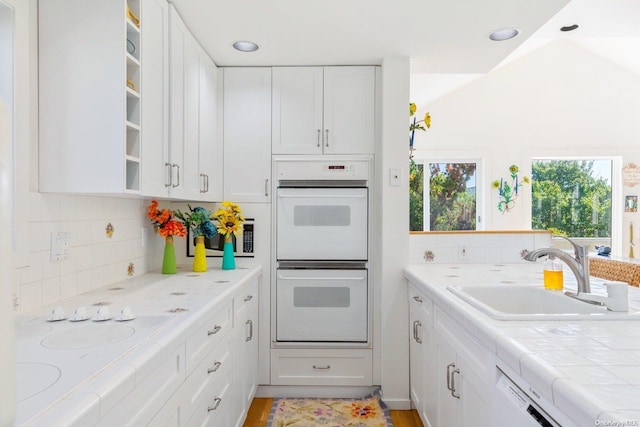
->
412, 320, 422, 344
172, 164, 180, 187
200, 174, 205, 193
451, 368, 461, 399
207, 325, 222, 336
246, 319, 253, 342
243, 295, 253, 302
165, 162, 172, 187
317, 129, 321, 147
207, 361, 222, 374
207, 397, 222, 412
205, 174, 209, 193
313, 365, 330, 370
413, 295, 423, 303
446, 363, 455, 391
265, 179, 269, 197
325, 129, 329, 147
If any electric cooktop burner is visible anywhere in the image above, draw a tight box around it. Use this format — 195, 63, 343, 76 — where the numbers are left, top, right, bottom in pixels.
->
16, 363, 61, 402
41, 324, 135, 350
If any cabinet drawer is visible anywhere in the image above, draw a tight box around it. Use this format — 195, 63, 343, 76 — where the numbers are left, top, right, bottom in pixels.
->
234, 280, 259, 320
186, 367, 232, 427
185, 301, 231, 374
183, 334, 232, 418
409, 284, 433, 324
97, 345, 186, 427
271, 349, 372, 386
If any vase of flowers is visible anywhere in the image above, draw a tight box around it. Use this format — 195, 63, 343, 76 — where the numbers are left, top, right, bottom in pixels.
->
213, 201, 245, 270
147, 200, 187, 274
175, 205, 216, 272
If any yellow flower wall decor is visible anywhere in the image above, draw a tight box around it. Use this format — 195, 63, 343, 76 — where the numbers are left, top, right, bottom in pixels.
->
491, 165, 530, 213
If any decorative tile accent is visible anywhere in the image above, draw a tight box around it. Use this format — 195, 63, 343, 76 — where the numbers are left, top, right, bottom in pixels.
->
105, 222, 114, 238
127, 262, 134, 277
167, 308, 189, 313
423, 250, 435, 262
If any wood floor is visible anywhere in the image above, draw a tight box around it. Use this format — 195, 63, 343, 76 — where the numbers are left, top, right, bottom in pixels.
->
243, 398, 424, 427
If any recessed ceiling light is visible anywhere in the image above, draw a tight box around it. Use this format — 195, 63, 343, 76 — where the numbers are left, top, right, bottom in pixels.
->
488, 28, 520, 41
232, 41, 259, 52
560, 24, 579, 32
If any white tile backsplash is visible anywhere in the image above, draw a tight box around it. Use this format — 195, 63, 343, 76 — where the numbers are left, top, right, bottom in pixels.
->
13, 193, 162, 313
409, 232, 551, 264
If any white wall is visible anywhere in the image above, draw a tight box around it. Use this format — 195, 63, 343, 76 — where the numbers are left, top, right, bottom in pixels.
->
377, 57, 411, 409
411, 39, 640, 255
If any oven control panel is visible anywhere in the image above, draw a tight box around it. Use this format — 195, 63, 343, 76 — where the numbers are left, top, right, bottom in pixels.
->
276, 159, 370, 181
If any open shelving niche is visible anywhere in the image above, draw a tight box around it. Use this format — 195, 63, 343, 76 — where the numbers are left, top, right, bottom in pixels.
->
125, 0, 141, 192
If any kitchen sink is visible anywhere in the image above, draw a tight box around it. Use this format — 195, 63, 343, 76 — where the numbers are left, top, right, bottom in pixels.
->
447, 284, 640, 320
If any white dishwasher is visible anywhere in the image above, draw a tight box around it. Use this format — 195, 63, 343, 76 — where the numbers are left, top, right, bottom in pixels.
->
492, 363, 583, 427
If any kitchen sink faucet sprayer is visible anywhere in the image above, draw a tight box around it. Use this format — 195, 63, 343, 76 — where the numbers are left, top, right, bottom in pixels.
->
524, 235, 591, 294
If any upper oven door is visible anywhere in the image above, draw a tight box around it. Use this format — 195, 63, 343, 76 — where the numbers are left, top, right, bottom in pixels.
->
276, 187, 368, 260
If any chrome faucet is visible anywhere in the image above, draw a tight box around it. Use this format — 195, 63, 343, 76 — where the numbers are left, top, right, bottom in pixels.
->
524, 235, 591, 294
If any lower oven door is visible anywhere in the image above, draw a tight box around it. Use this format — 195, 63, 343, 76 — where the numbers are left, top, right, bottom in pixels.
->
276, 269, 368, 342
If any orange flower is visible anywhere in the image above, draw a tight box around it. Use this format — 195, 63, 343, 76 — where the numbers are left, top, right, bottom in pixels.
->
349, 403, 376, 419
158, 220, 186, 238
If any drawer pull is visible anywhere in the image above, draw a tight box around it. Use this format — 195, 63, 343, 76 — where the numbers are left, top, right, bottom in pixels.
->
207, 397, 222, 412
207, 361, 222, 374
207, 325, 222, 336
413, 295, 423, 303
446, 363, 455, 392
243, 295, 253, 302
313, 364, 331, 370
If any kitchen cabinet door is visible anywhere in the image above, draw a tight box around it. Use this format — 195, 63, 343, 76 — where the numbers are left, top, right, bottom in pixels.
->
272, 67, 324, 154
168, 5, 187, 197
140, 0, 170, 198
222, 67, 272, 203
198, 53, 221, 201
271, 66, 375, 155
323, 66, 375, 154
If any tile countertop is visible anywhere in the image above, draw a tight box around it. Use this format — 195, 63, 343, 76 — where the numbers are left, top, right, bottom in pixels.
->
14, 265, 262, 427
405, 263, 640, 426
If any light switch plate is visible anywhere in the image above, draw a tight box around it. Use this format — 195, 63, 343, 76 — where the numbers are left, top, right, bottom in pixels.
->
50, 232, 70, 261
389, 168, 402, 187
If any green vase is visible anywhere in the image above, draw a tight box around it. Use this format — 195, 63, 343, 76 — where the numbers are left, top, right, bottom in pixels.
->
162, 236, 177, 274
222, 237, 235, 270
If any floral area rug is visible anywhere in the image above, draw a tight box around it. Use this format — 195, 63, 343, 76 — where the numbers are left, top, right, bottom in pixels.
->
267, 391, 392, 426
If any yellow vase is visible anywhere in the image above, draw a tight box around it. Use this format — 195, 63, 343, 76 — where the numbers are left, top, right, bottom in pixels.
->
193, 235, 207, 272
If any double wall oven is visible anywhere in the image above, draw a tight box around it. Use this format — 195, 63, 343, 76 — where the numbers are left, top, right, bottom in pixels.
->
273, 158, 371, 347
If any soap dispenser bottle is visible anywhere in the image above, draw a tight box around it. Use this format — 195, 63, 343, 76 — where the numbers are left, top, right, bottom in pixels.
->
543, 255, 564, 290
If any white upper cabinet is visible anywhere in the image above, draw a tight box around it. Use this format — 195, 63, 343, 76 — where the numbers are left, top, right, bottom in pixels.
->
168, 5, 219, 201
39, 0, 143, 193
222, 67, 272, 203
140, 0, 170, 198
272, 66, 375, 155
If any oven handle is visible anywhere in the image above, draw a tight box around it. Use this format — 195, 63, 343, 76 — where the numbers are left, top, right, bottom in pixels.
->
277, 275, 365, 281
277, 194, 366, 199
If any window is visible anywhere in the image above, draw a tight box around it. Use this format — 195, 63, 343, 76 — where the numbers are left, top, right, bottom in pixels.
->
531, 159, 612, 246
410, 159, 479, 231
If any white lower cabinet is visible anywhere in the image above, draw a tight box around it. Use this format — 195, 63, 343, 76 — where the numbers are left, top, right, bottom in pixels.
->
408, 283, 492, 427
97, 277, 260, 426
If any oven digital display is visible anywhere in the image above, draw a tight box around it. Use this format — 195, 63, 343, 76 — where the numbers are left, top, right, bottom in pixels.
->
327, 165, 346, 170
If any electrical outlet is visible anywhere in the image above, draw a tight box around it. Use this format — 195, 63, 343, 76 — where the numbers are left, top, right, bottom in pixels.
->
50, 232, 70, 261
458, 244, 468, 260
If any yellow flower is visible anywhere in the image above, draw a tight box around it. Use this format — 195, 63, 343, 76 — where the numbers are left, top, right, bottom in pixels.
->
509, 165, 519, 174
523, 176, 530, 184
424, 112, 431, 129
410, 103, 417, 116
491, 180, 501, 189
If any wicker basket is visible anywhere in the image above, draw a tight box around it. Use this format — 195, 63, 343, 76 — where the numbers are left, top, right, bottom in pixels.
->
589, 257, 640, 287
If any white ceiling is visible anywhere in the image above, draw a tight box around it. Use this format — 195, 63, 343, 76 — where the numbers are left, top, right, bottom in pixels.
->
168, 0, 569, 73
169, 0, 640, 106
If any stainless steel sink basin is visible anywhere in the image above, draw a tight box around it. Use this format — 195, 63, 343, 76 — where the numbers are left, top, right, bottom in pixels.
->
447, 284, 640, 320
